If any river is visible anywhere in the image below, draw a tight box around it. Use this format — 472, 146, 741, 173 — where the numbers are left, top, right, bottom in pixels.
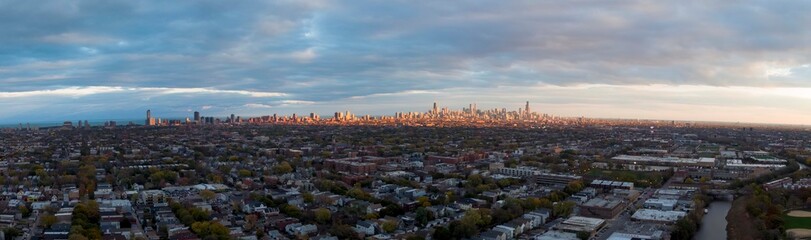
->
693, 200, 732, 240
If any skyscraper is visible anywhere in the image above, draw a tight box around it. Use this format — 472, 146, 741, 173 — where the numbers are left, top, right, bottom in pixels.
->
194, 111, 200, 123
146, 110, 152, 126
433, 102, 438, 115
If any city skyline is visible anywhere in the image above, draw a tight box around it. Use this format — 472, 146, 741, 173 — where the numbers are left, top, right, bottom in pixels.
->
5, 100, 808, 128
2, 1, 811, 125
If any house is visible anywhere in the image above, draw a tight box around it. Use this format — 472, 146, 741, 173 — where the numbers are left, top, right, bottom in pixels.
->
426, 206, 450, 218
478, 229, 507, 240
523, 208, 551, 228
242, 202, 267, 214
44, 223, 72, 240
266, 230, 289, 240
31, 201, 52, 212
355, 221, 377, 235
296, 224, 318, 236
505, 218, 531, 235
311, 235, 339, 240
455, 198, 487, 210
271, 217, 299, 231
100, 220, 121, 232
285, 223, 318, 236
139, 190, 166, 205
481, 191, 503, 203
502, 185, 527, 196
192, 202, 213, 212
367, 203, 384, 214
492, 225, 515, 239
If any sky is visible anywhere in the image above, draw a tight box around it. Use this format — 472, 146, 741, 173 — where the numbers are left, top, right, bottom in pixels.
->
1, 0, 810, 125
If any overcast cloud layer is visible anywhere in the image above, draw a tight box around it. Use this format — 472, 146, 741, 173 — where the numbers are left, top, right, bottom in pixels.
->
1, 0, 810, 124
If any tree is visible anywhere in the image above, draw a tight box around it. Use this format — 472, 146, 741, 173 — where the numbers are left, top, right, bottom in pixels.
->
466, 174, 483, 187
191, 221, 229, 240
406, 236, 425, 240
41, 214, 58, 229
19, 205, 30, 218
200, 190, 216, 202
380, 204, 404, 217
382, 220, 398, 233
314, 208, 332, 224
330, 224, 360, 240
273, 161, 293, 174
356, 212, 375, 221
347, 187, 372, 201
565, 180, 585, 194
302, 192, 314, 203
71, 200, 101, 239
553, 201, 576, 217
415, 207, 434, 226
281, 204, 303, 219
4, 228, 22, 239
417, 196, 431, 207
432, 227, 452, 240
449, 220, 477, 239
461, 209, 491, 229
244, 214, 258, 231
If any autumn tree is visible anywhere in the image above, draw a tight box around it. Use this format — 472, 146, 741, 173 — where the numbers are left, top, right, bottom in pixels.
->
381, 220, 398, 233
40, 214, 58, 229
272, 161, 293, 174
199, 190, 216, 202
302, 192, 314, 203
314, 208, 332, 224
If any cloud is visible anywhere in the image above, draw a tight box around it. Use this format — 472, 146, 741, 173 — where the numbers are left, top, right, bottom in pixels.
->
289, 48, 317, 62
349, 90, 440, 99
244, 103, 274, 108
0, 1, 810, 124
40, 32, 117, 44
137, 87, 287, 98
0, 86, 126, 98
0, 86, 286, 98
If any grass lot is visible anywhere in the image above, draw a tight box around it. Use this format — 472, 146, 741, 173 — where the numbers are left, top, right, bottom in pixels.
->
586, 169, 673, 188
784, 215, 811, 229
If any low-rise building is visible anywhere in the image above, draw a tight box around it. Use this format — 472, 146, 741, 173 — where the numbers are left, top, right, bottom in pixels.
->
536, 230, 579, 240
643, 198, 677, 211
556, 216, 605, 234
631, 209, 687, 224
579, 198, 625, 219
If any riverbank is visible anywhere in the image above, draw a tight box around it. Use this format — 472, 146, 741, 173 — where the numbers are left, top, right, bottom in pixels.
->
727, 196, 760, 240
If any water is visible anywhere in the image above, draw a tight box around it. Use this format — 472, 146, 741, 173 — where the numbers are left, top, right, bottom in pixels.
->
0, 119, 142, 129
694, 201, 732, 240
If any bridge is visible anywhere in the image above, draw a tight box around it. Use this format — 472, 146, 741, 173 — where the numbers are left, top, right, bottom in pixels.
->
705, 189, 735, 201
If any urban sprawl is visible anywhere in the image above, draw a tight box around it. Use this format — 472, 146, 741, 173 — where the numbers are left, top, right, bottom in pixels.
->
1, 102, 811, 240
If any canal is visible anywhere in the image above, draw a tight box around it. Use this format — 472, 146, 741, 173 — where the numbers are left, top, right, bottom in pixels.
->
693, 200, 732, 240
